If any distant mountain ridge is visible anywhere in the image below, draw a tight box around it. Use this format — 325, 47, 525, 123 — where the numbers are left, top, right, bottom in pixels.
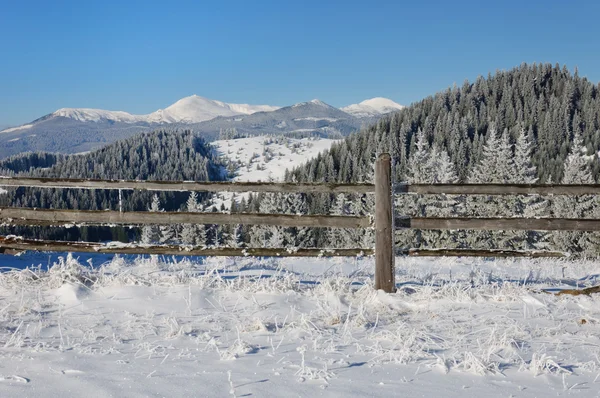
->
25, 95, 280, 126
0, 95, 402, 160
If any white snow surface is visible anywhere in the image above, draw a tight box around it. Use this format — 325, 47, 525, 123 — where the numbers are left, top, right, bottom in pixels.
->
53, 108, 147, 123
2, 253, 600, 397
0, 124, 33, 134
213, 136, 338, 182
209, 136, 339, 209
50, 95, 280, 125
146, 95, 279, 124
342, 97, 404, 118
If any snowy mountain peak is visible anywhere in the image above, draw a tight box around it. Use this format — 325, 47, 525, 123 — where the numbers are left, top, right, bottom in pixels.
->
40, 96, 281, 125
341, 97, 404, 118
52, 108, 145, 123
292, 99, 335, 109
146, 95, 280, 124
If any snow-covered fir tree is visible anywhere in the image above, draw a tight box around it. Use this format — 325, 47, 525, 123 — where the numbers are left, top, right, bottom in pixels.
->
552, 131, 597, 254
181, 191, 205, 246
140, 194, 162, 244
327, 193, 354, 248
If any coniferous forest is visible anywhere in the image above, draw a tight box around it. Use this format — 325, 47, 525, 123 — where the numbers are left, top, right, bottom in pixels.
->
286, 63, 600, 255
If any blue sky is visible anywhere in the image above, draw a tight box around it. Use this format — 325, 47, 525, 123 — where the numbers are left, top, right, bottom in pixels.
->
1, 0, 599, 126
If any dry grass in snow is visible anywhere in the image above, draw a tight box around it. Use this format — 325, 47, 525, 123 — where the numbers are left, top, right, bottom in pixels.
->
1, 254, 600, 397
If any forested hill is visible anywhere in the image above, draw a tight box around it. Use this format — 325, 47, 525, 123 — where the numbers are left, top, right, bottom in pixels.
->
288, 63, 600, 184
0, 130, 225, 212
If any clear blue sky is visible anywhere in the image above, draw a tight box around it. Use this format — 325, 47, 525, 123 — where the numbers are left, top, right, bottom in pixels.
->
1, 0, 599, 126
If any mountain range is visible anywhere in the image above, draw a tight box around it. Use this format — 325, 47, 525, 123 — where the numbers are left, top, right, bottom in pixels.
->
0, 95, 403, 159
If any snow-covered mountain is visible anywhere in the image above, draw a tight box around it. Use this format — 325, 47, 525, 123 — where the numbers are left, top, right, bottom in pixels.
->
0, 96, 401, 160
341, 97, 404, 118
189, 98, 363, 140
46, 95, 279, 125
147, 95, 279, 124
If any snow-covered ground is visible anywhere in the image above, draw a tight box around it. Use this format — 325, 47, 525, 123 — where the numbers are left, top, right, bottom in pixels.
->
213, 136, 338, 182
1, 254, 600, 397
209, 136, 339, 209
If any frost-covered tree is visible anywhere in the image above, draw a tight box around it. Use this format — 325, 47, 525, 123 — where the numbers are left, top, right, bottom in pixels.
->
553, 131, 597, 254
467, 126, 518, 249
470, 126, 515, 183
406, 129, 430, 184
513, 128, 550, 249
181, 192, 203, 245
282, 193, 313, 248
327, 193, 354, 248
228, 224, 243, 248
141, 194, 162, 244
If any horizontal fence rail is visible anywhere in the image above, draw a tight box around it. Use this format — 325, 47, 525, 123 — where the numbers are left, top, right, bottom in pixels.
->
395, 217, 600, 231
0, 207, 372, 229
0, 236, 373, 257
398, 248, 566, 258
395, 183, 600, 196
0, 177, 375, 194
2, 237, 563, 258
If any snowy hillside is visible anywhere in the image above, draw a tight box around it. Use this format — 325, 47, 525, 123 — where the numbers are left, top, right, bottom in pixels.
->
208, 135, 339, 209
342, 97, 404, 118
213, 136, 338, 182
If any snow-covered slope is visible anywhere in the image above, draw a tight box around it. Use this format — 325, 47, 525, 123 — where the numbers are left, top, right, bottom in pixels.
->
52, 108, 147, 123
214, 136, 339, 182
42, 95, 280, 125
146, 95, 280, 124
0, 124, 34, 134
208, 135, 339, 210
342, 97, 404, 118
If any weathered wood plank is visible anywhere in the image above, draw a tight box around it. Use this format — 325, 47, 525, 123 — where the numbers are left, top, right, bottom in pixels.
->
0, 236, 373, 257
395, 217, 600, 231
400, 248, 566, 258
375, 153, 395, 293
0, 177, 375, 194
0, 207, 371, 228
396, 183, 600, 196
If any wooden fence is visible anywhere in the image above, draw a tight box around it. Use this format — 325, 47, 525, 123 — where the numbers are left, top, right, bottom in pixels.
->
4, 154, 600, 293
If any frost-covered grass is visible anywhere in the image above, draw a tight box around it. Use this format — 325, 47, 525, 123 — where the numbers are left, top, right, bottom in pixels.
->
1, 254, 600, 397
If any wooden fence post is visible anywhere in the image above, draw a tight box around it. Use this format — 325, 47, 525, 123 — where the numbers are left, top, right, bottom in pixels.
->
375, 153, 395, 293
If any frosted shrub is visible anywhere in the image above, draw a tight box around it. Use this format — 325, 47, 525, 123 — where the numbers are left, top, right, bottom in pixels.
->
47, 253, 92, 288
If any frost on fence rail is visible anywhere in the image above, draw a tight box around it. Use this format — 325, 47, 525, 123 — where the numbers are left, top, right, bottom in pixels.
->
0, 177, 375, 194
394, 216, 600, 232
0, 207, 371, 229
0, 236, 374, 257
395, 183, 600, 195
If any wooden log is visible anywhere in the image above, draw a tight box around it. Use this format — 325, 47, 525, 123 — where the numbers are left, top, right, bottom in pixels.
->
0, 177, 375, 194
401, 248, 566, 258
375, 153, 395, 293
395, 183, 600, 196
0, 207, 371, 229
555, 286, 600, 296
395, 217, 600, 231
0, 236, 373, 257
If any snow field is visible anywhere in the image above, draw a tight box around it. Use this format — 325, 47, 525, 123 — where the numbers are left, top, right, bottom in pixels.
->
209, 136, 339, 210
1, 254, 600, 397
